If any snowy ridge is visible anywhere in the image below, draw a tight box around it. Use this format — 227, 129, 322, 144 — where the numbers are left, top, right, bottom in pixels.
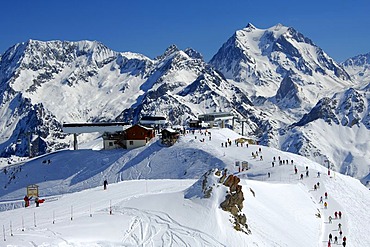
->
0, 128, 369, 246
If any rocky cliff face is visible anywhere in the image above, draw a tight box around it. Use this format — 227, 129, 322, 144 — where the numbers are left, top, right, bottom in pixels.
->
220, 172, 250, 234
185, 169, 250, 234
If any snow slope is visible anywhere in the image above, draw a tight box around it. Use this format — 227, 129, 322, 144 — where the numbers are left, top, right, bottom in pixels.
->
0, 128, 369, 246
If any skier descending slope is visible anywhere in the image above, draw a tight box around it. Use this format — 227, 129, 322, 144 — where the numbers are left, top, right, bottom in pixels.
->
301, 168, 349, 247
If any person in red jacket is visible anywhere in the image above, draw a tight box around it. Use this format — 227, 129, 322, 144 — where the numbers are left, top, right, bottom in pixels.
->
24, 195, 30, 207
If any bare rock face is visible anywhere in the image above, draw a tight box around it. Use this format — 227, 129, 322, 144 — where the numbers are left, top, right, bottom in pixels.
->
220, 172, 251, 234
185, 169, 251, 234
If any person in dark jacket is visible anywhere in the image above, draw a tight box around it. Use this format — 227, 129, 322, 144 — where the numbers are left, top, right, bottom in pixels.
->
104, 180, 108, 190
35, 197, 40, 207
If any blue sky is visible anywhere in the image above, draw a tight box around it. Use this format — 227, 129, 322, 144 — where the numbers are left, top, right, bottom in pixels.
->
1, 0, 369, 62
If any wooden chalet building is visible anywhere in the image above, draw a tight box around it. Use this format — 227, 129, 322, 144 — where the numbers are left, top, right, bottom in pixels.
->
119, 124, 155, 149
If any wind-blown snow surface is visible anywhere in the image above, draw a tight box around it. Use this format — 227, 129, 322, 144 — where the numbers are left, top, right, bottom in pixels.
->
0, 128, 369, 246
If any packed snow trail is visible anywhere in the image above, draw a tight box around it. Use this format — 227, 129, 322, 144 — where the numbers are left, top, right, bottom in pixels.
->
300, 169, 348, 246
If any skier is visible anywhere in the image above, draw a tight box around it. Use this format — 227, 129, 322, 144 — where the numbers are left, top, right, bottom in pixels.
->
317, 171, 321, 177
328, 216, 332, 223
267, 172, 270, 178
300, 174, 304, 180
294, 167, 298, 174
334, 236, 338, 244
338, 223, 342, 231
24, 195, 30, 208
324, 201, 328, 209
306, 170, 309, 177
338, 211, 342, 219
317, 182, 320, 188
325, 192, 328, 199
103, 180, 108, 190
319, 196, 323, 203
334, 211, 338, 218
35, 197, 40, 207
329, 233, 333, 242
314, 184, 317, 190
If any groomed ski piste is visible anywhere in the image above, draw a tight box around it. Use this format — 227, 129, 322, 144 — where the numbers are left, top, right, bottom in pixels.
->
0, 128, 369, 246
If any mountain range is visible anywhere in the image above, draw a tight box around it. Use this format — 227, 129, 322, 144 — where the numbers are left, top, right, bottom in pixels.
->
0, 23, 369, 187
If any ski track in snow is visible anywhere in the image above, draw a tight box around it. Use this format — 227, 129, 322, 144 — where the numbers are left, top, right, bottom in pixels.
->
116, 207, 225, 247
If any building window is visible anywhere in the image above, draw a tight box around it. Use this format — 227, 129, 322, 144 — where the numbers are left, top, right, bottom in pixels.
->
109, 142, 114, 146
129, 141, 134, 145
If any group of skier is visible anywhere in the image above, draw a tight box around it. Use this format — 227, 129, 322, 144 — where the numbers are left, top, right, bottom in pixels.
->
310, 171, 347, 247
23, 195, 44, 208
327, 210, 346, 247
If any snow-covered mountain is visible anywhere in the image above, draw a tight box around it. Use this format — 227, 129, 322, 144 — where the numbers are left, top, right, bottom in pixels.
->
342, 52, 370, 86
210, 23, 351, 105
209, 23, 370, 184
0, 24, 370, 186
0, 40, 255, 158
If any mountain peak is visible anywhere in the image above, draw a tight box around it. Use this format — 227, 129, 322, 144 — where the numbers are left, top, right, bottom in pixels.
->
273, 23, 284, 30
184, 48, 203, 60
244, 23, 256, 31
156, 44, 179, 60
